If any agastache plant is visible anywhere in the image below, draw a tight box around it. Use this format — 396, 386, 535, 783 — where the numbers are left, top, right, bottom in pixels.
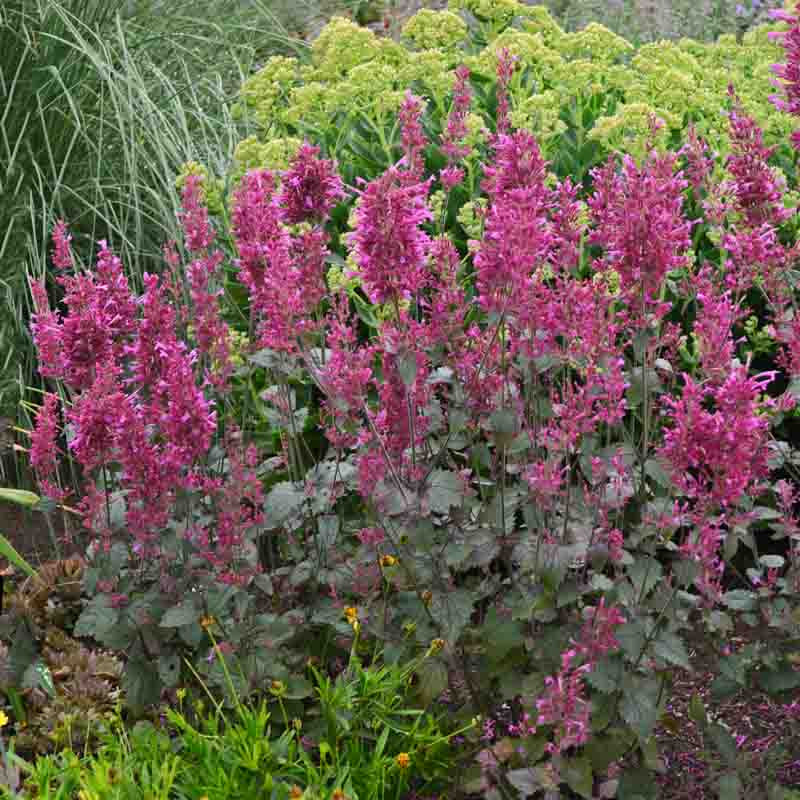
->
19, 26, 800, 793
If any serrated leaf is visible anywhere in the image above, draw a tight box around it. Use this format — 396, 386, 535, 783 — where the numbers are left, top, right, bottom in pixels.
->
756, 665, 800, 694
563, 755, 594, 799
673, 559, 701, 588
721, 590, 758, 611
430, 588, 473, 643
617, 765, 658, 800
708, 723, 738, 766
627, 556, 662, 600
264, 481, 305, 527
620, 675, 661, 743
586, 655, 624, 693
616, 619, 647, 660
160, 599, 198, 628
651, 630, 691, 670
426, 469, 464, 515
585, 728, 631, 772
74, 595, 119, 642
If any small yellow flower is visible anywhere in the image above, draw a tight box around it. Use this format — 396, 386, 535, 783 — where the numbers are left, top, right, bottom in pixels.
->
344, 606, 358, 626
290, 786, 304, 800
200, 615, 216, 629
331, 791, 348, 800
176, 688, 186, 702
428, 638, 445, 655
0, 710, 8, 727
396, 752, 411, 770
379, 554, 397, 568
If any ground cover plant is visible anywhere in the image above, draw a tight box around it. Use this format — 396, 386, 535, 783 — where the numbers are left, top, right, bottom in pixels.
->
5, 1, 800, 799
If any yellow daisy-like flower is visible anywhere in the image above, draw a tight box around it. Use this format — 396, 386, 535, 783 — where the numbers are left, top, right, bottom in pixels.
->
379, 554, 397, 568
0, 710, 8, 727
396, 752, 411, 770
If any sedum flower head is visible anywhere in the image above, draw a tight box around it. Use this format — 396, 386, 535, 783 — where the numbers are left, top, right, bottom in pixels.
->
511, 91, 567, 145
521, 6, 565, 46
399, 50, 456, 104
233, 136, 302, 179
329, 63, 406, 118
589, 103, 675, 161
472, 30, 564, 82
310, 17, 406, 82
448, 0, 528, 28
558, 23, 633, 63
236, 55, 298, 128
402, 9, 468, 51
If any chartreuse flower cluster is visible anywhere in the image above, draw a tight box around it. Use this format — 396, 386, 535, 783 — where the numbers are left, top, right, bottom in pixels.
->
210, 0, 798, 206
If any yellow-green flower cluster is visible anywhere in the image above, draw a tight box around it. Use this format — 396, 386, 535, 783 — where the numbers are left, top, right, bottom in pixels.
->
521, 6, 565, 46
236, 55, 298, 129
447, 0, 530, 28
402, 8, 468, 52
175, 161, 225, 216
511, 90, 566, 147
470, 30, 564, 81
557, 23, 633, 63
309, 16, 405, 81
588, 103, 674, 160
400, 50, 458, 106
457, 199, 487, 240
233, 136, 302, 178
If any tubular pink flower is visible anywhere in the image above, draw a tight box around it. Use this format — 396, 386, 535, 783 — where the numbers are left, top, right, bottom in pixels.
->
494, 48, 516, 138
398, 92, 428, 182
475, 131, 552, 311
659, 367, 774, 511
770, 2, 800, 148
279, 142, 344, 224
29, 392, 61, 481
725, 94, 791, 228
440, 65, 472, 188
180, 175, 216, 253
588, 151, 693, 303
348, 166, 432, 304
51, 220, 74, 270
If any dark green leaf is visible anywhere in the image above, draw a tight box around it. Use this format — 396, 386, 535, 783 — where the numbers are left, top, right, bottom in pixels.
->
158, 654, 181, 688
628, 556, 662, 600
124, 657, 160, 712
708, 723, 738, 766
620, 675, 662, 743
426, 469, 464, 515
74, 595, 119, 642
651, 630, 691, 670
718, 772, 742, 800
563, 755, 593, 799
618, 765, 658, 800
160, 598, 198, 628
417, 660, 448, 705
721, 590, 758, 611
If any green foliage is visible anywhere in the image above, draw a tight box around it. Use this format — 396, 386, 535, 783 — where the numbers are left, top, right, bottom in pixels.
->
5, 643, 460, 800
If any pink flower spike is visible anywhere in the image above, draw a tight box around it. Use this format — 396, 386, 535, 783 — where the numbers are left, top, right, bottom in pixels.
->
51, 220, 74, 271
